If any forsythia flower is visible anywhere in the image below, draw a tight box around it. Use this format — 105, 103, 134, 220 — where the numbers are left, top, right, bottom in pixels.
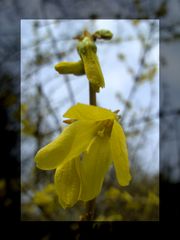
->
55, 30, 109, 93
76, 35, 105, 92
34, 103, 131, 208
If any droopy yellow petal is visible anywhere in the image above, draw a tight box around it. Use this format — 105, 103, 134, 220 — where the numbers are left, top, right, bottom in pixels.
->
79, 136, 111, 201
82, 51, 105, 92
55, 157, 80, 208
35, 120, 99, 170
63, 103, 116, 121
77, 36, 105, 92
110, 121, 131, 186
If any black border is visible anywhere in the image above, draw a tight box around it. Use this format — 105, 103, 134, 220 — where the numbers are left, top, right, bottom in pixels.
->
1, 0, 180, 236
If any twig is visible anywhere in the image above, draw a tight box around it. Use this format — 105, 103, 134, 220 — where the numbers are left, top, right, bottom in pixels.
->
89, 82, 96, 106
80, 198, 96, 221
80, 82, 96, 221
121, 22, 156, 122
45, 23, 76, 105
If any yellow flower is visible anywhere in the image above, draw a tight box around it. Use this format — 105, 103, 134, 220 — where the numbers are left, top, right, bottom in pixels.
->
77, 36, 105, 92
54, 30, 110, 93
34, 103, 131, 208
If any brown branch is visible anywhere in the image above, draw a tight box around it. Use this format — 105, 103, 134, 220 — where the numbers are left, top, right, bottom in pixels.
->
80, 198, 96, 221
121, 22, 157, 122
80, 82, 96, 221
89, 82, 96, 106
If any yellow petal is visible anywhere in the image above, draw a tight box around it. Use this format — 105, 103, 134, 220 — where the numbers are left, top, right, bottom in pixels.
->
54, 60, 85, 76
35, 120, 99, 170
77, 36, 105, 92
110, 121, 131, 186
82, 52, 105, 92
63, 103, 116, 121
79, 136, 111, 201
55, 157, 80, 208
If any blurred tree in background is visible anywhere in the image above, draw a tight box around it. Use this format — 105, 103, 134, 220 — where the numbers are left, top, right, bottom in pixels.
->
21, 20, 159, 221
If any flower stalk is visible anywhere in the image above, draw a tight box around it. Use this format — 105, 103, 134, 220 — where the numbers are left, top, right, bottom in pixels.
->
89, 82, 96, 106
80, 82, 96, 221
80, 198, 96, 221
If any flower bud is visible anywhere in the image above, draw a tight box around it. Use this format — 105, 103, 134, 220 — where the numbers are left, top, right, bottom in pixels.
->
93, 30, 113, 40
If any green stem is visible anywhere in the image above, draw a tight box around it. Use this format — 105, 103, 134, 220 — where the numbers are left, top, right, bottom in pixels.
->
80, 83, 96, 221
